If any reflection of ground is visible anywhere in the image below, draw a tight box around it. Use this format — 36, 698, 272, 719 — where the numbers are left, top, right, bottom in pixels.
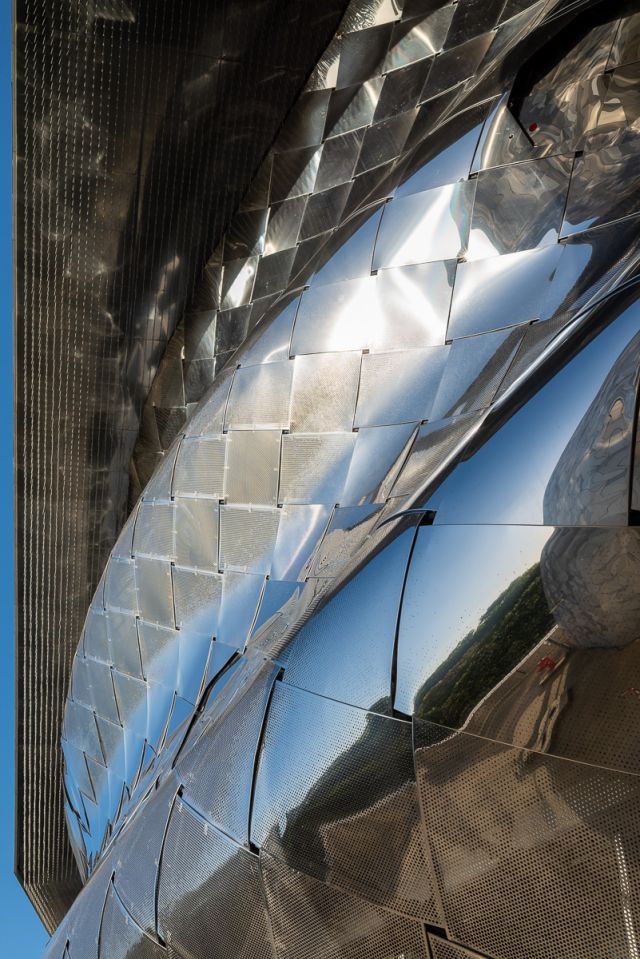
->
465, 633, 640, 775
415, 725, 640, 959
267, 701, 441, 922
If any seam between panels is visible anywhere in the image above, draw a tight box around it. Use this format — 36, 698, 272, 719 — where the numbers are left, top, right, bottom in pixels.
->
411, 718, 450, 938
96, 871, 116, 959
390, 520, 421, 719
152, 785, 180, 948
247, 667, 284, 853
256, 850, 281, 959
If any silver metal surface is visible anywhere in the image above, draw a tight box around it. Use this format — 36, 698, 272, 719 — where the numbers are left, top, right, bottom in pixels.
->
14, 0, 349, 922
28, 2, 640, 958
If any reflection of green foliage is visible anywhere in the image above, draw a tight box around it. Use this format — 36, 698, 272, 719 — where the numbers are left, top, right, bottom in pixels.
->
414, 563, 554, 727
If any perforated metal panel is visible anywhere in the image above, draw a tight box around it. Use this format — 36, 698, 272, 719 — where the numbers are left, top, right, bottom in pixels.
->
355, 348, 448, 427
176, 661, 278, 845
225, 431, 282, 506
261, 851, 429, 959
65, 855, 113, 959
173, 437, 227, 498
219, 507, 281, 573
252, 682, 441, 922
290, 352, 361, 433
415, 721, 640, 959
157, 798, 275, 959
279, 433, 356, 504
99, 885, 166, 959
428, 936, 486, 959
114, 776, 179, 937
224, 361, 294, 431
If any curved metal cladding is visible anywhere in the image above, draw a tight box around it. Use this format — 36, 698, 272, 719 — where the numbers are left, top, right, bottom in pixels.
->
50, 1, 640, 958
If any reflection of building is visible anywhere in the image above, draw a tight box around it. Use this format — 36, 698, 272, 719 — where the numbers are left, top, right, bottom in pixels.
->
540, 526, 640, 649
15, 2, 640, 959
543, 334, 640, 526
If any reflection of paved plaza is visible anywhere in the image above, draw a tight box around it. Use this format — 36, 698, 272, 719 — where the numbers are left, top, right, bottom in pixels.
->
416, 725, 640, 959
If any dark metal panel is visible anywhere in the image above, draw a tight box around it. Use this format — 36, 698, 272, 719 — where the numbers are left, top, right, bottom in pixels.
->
15, 0, 349, 918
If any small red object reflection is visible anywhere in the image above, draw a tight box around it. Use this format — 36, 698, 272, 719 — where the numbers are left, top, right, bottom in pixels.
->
529, 122, 538, 133
537, 656, 557, 673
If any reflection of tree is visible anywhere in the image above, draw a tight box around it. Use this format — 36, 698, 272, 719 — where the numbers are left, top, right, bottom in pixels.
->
414, 564, 554, 727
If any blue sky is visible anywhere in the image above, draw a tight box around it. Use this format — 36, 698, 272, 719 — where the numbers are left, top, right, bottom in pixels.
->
1, 5, 50, 955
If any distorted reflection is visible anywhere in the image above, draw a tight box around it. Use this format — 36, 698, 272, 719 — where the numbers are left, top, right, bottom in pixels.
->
426, 294, 640, 525
48, 3, 640, 957
399, 522, 640, 777
414, 719, 640, 959
251, 682, 441, 922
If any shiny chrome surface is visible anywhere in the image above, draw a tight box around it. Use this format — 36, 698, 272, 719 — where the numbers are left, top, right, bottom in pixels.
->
32, 0, 640, 957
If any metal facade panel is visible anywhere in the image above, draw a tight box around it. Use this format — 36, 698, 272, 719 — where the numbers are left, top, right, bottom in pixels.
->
251, 682, 441, 922
176, 660, 278, 846
157, 799, 276, 959
415, 722, 640, 959
261, 851, 429, 959
28, 2, 640, 957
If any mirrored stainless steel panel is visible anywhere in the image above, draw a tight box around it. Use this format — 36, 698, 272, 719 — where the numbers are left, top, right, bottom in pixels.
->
251, 682, 441, 921
426, 293, 640, 525
282, 525, 417, 711
157, 798, 276, 959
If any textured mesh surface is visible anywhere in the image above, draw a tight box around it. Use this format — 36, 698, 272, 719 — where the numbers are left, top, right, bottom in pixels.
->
176, 660, 278, 845
428, 936, 486, 959
252, 683, 441, 922
15, 0, 347, 919
261, 851, 428, 959
113, 776, 178, 937
99, 885, 165, 959
415, 722, 640, 959
157, 798, 275, 959
66, 856, 113, 959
